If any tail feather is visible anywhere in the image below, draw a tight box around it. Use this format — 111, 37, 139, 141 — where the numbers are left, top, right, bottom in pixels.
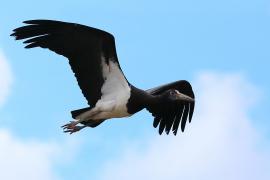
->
71, 107, 92, 119
71, 107, 105, 128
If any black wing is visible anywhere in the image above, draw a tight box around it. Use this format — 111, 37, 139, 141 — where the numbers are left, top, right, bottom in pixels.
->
11, 19, 121, 107
146, 80, 195, 135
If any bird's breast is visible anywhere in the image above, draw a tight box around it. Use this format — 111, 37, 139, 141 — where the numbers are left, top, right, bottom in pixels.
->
93, 59, 132, 119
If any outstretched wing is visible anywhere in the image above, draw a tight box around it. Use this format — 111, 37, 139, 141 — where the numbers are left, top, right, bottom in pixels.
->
146, 80, 195, 135
11, 19, 126, 107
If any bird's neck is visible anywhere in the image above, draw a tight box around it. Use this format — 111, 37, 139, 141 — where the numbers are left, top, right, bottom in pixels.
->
127, 85, 162, 114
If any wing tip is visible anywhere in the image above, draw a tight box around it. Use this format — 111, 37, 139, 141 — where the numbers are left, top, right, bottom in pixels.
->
23, 19, 54, 25
23, 20, 35, 24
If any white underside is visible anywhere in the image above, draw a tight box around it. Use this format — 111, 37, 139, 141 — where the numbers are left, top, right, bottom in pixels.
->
76, 57, 131, 121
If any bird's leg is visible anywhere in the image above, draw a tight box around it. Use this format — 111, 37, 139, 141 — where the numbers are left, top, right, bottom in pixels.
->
61, 101, 116, 134
61, 107, 102, 134
62, 121, 87, 134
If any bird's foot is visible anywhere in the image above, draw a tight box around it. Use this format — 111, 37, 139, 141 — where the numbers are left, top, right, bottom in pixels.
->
61, 121, 85, 134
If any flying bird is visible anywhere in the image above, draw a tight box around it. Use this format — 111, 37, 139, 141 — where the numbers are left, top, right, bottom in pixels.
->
11, 20, 195, 135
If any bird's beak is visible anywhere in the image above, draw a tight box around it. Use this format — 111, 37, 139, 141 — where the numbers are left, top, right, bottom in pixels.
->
175, 91, 194, 102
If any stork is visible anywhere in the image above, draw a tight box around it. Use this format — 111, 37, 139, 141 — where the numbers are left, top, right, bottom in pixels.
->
11, 20, 195, 135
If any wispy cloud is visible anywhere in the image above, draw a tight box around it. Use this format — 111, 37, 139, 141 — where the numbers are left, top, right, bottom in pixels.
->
0, 50, 13, 107
98, 72, 270, 180
0, 49, 59, 179
0, 128, 82, 180
0, 48, 81, 180
0, 129, 59, 180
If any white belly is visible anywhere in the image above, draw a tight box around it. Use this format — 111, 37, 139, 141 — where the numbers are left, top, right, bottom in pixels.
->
92, 58, 132, 120
94, 103, 131, 120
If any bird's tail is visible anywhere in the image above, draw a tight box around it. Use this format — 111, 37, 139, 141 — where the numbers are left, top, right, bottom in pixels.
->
71, 107, 92, 119
71, 107, 105, 128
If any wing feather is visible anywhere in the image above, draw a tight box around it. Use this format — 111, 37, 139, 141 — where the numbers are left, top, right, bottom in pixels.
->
172, 104, 185, 135
11, 19, 125, 107
147, 80, 195, 135
153, 117, 161, 128
181, 104, 189, 132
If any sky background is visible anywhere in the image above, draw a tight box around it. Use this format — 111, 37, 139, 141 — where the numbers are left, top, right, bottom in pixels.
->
0, 0, 270, 179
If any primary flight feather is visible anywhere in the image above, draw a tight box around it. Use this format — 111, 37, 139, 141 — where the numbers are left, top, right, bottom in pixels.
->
11, 19, 195, 135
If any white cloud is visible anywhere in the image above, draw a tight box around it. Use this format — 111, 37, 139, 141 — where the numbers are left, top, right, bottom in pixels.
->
0, 50, 13, 107
0, 129, 59, 180
98, 72, 270, 180
0, 48, 81, 180
0, 128, 81, 180
0, 49, 60, 179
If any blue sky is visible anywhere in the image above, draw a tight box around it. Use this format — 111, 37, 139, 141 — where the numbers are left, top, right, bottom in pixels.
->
0, 0, 270, 179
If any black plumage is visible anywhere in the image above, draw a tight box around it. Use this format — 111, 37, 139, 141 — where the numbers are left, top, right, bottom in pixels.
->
146, 80, 195, 135
11, 19, 195, 135
12, 20, 118, 107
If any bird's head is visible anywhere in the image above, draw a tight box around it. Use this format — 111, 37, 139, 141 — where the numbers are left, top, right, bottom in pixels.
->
162, 89, 194, 102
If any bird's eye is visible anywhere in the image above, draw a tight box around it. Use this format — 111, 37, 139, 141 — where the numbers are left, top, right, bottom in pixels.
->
170, 90, 175, 95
